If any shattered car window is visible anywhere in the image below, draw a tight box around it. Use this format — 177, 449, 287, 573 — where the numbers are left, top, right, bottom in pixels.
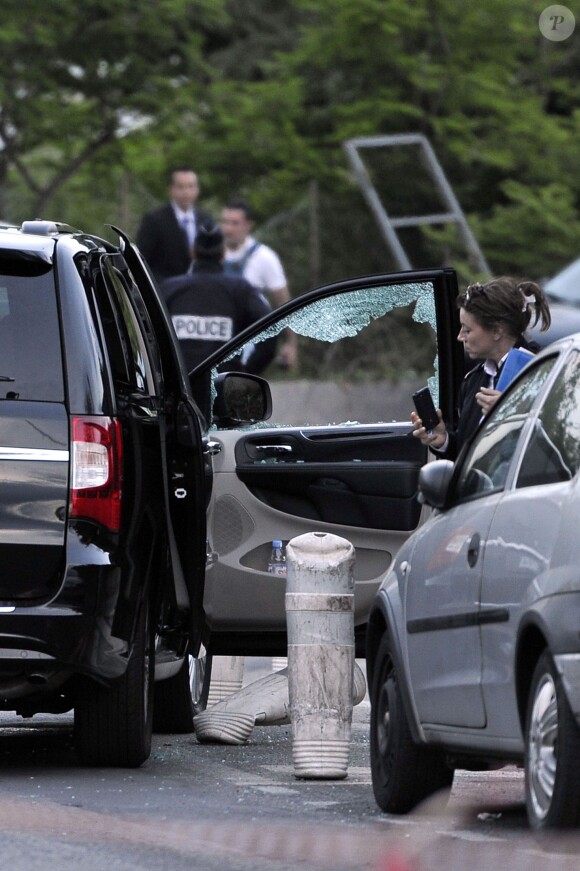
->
213, 282, 439, 428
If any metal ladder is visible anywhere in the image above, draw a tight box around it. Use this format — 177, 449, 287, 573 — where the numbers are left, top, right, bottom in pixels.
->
343, 133, 491, 276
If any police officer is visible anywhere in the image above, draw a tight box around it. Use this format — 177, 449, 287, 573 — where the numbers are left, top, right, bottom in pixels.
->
160, 220, 276, 375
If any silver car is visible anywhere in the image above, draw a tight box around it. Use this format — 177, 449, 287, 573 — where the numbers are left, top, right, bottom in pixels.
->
366, 331, 580, 829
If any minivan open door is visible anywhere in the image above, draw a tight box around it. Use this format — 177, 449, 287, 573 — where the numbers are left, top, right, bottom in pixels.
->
114, 230, 208, 652
190, 269, 464, 656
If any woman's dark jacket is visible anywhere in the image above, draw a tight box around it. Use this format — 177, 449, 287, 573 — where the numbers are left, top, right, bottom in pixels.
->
435, 336, 537, 461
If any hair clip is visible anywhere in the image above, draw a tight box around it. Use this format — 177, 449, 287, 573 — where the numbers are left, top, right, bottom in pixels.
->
521, 291, 535, 312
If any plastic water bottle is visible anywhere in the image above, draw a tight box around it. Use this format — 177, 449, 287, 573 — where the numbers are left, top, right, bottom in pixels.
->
268, 540, 287, 576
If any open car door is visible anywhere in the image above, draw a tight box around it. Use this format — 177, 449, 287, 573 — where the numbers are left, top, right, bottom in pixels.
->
114, 228, 209, 653
190, 269, 464, 656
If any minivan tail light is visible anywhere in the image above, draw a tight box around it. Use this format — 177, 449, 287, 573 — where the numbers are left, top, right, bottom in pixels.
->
71, 417, 123, 532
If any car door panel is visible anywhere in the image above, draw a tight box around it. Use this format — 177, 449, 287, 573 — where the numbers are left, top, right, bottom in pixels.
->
206, 432, 414, 640
479, 485, 565, 742
404, 498, 497, 728
234, 425, 425, 530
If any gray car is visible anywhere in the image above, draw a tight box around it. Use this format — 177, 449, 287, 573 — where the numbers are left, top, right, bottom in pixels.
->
366, 331, 580, 829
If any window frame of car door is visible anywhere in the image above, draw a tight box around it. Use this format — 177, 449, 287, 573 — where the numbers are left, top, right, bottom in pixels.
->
95, 254, 159, 398
449, 352, 563, 508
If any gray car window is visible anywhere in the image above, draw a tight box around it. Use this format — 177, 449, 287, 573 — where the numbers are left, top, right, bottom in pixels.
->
517, 350, 580, 488
455, 357, 556, 502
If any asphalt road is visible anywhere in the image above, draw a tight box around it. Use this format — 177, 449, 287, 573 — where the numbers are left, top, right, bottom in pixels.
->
0, 658, 578, 870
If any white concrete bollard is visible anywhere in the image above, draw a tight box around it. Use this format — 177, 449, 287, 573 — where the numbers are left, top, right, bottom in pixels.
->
285, 531, 356, 779
206, 655, 245, 707
194, 668, 290, 744
194, 661, 367, 745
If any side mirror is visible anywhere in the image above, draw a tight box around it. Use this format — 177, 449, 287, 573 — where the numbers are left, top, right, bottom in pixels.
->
213, 372, 272, 428
417, 460, 454, 509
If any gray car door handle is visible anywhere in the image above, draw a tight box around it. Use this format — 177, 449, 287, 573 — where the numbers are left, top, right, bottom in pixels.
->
467, 533, 481, 568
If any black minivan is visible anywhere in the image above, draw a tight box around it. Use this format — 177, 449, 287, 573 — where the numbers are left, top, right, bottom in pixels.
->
0, 220, 224, 767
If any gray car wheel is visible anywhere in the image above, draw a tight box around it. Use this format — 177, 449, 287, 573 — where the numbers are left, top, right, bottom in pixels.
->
153, 644, 212, 733
370, 632, 453, 813
525, 650, 580, 829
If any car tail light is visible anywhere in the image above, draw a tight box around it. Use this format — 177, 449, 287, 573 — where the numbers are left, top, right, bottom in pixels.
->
70, 417, 123, 532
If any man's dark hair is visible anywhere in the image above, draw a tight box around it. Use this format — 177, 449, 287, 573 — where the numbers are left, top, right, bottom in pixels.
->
225, 196, 255, 222
168, 166, 196, 184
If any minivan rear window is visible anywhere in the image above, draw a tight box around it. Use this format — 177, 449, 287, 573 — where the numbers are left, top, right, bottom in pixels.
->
0, 271, 64, 401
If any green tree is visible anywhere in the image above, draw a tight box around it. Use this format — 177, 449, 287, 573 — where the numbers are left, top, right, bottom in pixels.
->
0, 0, 225, 217
4, 0, 580, 289
187, 0, 580, 284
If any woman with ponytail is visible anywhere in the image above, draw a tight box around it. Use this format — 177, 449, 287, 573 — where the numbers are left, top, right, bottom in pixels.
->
412, 276, 552, 459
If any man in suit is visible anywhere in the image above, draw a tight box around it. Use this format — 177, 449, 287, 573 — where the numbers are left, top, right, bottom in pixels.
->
136, 167, 212, 283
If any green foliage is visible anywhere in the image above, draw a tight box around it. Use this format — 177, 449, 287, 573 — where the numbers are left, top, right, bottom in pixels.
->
2, 0, 580, 301
0, 0, 226, 213
474, 181, 580, 278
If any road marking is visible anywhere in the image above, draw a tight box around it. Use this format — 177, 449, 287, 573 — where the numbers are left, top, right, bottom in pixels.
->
249, 786, 299, 796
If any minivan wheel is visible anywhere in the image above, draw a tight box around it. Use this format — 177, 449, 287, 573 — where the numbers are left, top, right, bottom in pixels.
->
74, 597, 154, 767
370, 632, 453, 814
525, 650, 580, 829
153, 644, 212, 733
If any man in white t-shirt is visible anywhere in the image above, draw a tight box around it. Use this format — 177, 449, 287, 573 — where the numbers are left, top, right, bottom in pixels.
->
221, 197, 297, 369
